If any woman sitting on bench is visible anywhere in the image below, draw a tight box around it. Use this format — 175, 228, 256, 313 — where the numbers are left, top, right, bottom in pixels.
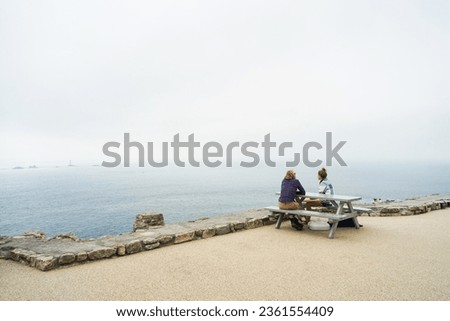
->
302, 168, 334, 223
278, 170, 306, 230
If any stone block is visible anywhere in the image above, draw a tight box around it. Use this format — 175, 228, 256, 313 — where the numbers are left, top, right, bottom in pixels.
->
202, 228, 216, 239
143, 238, 157, 245
10, 249, 36, 263
215, 224, 231, 235
143, 240, 160, 250
133, 212, 164, 231
261, 216, 276, 226
125, 240, 143, 254
29, 254, 39, 267
35, 256, 58, 271
157, 235, 174, 245
87, 247, 116, 260
380, 207, 401, 214
174, 231, 195, 244
230, 222, 246, 231
246, 218, 263, 229
76, 252, 88, 262
116, 245, 126, 256
59, 253, 76, 265
10, 249, 23, 262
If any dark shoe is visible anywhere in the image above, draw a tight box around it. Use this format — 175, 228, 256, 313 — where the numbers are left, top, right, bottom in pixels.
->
292, 223, 303, 231
290, 218, 303, 230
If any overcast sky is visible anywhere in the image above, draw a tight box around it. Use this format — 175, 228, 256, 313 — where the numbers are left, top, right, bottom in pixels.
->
1, 0, 449, 168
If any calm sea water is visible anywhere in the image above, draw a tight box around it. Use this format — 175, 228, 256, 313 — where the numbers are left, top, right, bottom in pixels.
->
1, 162, 449, 238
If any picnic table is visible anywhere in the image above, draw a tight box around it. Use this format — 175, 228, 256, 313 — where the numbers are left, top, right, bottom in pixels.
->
265, 192, 370, 239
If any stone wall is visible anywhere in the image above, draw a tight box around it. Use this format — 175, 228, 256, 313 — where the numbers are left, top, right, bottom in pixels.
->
1, 195, 449, 272
359, 198, 449, 217
0, 209, 277, 271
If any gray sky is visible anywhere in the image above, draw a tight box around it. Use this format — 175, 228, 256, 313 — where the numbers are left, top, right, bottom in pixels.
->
1, 0, 449, 167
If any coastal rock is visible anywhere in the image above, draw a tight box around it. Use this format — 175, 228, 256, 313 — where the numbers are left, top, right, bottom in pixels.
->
35, 256, 58, 271
174, 231, 195, 244
59, 253, 76, 265
51, 233, 80, 242
22, 231, 47, 239
87, 247, 116, 260
133, 212, 164, 232
125, 241, 143, 254
189, 217, 209, 222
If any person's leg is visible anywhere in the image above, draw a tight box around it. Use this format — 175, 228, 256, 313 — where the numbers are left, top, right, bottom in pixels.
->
304, 199, 322, 210
278, 202, 303, 230
302, 199, 323, 223
278, 201, 300, 210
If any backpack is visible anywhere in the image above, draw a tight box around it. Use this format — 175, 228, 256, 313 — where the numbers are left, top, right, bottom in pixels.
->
329, 218, 362, 228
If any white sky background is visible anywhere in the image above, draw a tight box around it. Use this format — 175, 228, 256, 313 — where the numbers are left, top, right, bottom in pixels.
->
0, 0, 449, 167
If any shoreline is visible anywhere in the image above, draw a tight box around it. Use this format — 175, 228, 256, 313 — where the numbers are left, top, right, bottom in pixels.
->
1, 194, 449, 272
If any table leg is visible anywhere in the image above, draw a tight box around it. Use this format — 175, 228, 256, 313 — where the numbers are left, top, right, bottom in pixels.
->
331, 200, 339, 209
347, 202, 360, 229
328, 220, 338, 239
336, 202, 345, 215
275, 212, 285, 229
327, 202, 345, 239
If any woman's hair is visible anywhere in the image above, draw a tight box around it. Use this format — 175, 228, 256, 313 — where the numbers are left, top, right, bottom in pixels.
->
284, 170, 296, 180
318, 168, 327, 179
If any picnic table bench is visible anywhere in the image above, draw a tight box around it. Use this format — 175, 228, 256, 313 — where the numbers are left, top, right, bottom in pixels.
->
265, 192, 371, 239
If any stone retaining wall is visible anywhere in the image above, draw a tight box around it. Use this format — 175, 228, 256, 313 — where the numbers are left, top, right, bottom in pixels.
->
359, 197, 449, 217
1, 195, 449, 271
0, 209, 277, 271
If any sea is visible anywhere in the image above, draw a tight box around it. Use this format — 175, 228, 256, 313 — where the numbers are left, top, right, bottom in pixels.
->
1, 161, 449, 239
